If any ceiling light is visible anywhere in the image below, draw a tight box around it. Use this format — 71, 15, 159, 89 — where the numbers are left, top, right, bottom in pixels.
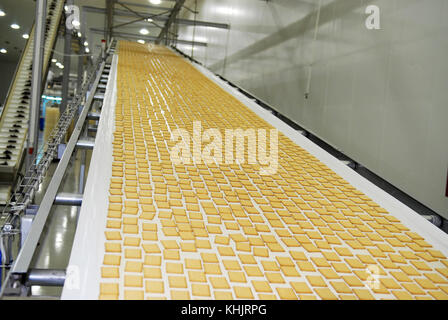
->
72, 20, 80, 28
52, 58, 57, 63
0, 48, 7, 54
85, 47, 90, 53
139, 28, 149, 35
84, 41, 88, 46
137, 39, 145, 44
149, 0, 162, 5
22, 33, 29, 39
0, 9, 5, 16
11, 23, 20, 29
77, 32, 82, 37
146, 18, 153, 22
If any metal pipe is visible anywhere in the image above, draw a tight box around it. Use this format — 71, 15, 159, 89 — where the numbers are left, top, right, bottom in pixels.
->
54, 193, 83, 206
88, 112, 101, 120
61, 0, 73, 114
26, 269, 66, 286
422, 215, 442, 228
9, 60, 106, 275
27, 0, 47, 171
76, 139, 95, 150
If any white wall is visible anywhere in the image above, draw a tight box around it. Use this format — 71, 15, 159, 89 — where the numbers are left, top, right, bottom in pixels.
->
175, 0, 448, 219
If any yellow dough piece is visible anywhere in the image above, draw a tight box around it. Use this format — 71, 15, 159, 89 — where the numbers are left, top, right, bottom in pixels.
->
168, 276, 188, 289
124, 275, 143, 288
101, 267, 119, 278
192, 284, 211, 297
233, 286, 254, 299
145, 280, 164, 294
103, 255, 121, 266
100, 283, 119, 296
124, 290, 144, 300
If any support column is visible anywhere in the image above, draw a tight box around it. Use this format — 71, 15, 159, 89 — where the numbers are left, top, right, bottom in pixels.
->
61, 0, 73, 114
27, 0, 46, 170
77, 41, 84, 95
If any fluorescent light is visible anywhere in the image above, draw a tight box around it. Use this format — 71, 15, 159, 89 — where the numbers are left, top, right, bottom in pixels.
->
22, 33, 29, 39
147, 18, 153, 22
11, 23, 20, 29
137, 39, 145, 44
52, 58, 57, 63
0, 9, 5, 16
149, 0, 161, 5
84, 41, 88, 46
56, 62, 62, 67
139, 28, 149, 35
0, 48, 7, 54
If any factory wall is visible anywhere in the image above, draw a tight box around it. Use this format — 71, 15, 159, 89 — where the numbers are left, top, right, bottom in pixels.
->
175, 0, 448, 219
0, 60, 19, 107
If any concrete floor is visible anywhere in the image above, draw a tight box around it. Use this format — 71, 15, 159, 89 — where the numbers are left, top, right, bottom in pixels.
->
29, 147, 92, 298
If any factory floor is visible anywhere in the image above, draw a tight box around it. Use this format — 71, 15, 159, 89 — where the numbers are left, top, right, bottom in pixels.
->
29, 148, 92, 298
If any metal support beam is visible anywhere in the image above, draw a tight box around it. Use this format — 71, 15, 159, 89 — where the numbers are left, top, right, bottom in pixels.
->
90, 28, 207, 47
156, 0, 186, 44
27, 0, 47, 171
76, 138, 95, 150
7, 60, 106, 275
61, 0, 73, 114
26, 269, 66, 287
77, 42, 84, 95
54, 193, 83, 206
84, 6, 229, 29
105, 0, 114, 43
116, 1, 172, 11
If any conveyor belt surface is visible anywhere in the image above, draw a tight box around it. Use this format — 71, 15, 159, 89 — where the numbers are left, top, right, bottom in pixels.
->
68, 41, 448, 300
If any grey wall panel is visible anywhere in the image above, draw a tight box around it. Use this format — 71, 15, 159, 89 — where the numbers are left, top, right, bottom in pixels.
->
0, 60, 19, 107
177, 0, 448, 218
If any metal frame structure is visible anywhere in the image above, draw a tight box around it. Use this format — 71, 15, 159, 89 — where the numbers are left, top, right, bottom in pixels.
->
27, 0, 47, 171
0, 38, 116, 297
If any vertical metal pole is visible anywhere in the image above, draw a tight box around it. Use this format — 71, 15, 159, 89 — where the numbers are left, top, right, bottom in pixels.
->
61, 0, 73, 114
105, 0, 114, 45
27, 0, 46, 170
77, 41, 84, 95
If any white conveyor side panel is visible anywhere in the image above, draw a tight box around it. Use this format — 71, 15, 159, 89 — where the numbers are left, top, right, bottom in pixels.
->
61, 54, 118, 300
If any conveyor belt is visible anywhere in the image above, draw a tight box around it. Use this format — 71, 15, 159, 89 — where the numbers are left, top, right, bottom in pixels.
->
63, 41, 448, 300
0, 0, 64, 203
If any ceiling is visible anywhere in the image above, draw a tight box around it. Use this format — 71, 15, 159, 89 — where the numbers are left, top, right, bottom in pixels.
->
0, 0, 227, 81
0, 0, 36, 63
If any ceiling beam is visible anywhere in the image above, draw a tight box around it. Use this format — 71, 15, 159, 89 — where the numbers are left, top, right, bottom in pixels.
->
105, 0, 114, 43
83, 6, 230, 29
89, 28, 208, 47
156, 0, 186, 44
115, 1, 173, 11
